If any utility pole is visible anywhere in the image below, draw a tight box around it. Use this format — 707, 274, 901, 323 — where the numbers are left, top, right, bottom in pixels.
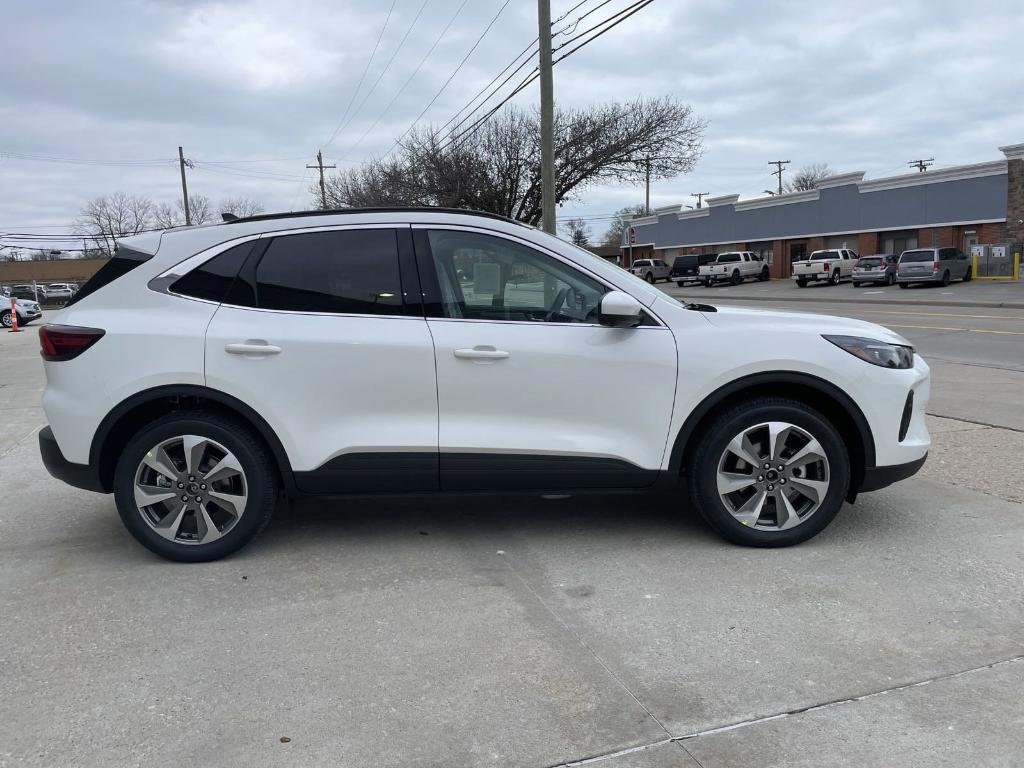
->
908, 158, 934, 173
307, 150, 337, 210
178, 146, 193, 226
691, 192, 710, 209
538, 0, 555, 233
769, 160, 790, 195
644, 155, 652, 214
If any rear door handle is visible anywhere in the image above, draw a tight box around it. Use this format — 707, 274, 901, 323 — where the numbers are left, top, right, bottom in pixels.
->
453, 346, 510, 361
225, 342, 282, 356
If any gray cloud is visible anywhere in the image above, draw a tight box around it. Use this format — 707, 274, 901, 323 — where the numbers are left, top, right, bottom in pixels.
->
1, 0, 1021, 244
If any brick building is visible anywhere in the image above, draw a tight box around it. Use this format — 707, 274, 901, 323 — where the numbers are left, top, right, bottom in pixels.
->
621, 142, 1024, 278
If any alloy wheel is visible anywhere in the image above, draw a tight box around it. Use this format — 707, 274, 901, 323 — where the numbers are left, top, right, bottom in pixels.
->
133, 435, 248, 545
1, 312, 11, 328
715, 421, 830, 531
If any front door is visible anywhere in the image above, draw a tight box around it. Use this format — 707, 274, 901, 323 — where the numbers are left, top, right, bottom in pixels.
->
415, 227, 678, 491
204, 226, 439, 493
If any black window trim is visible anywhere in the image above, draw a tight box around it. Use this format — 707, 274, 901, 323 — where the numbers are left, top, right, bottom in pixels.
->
153, 224, 425, 319
409, 223, 667, 329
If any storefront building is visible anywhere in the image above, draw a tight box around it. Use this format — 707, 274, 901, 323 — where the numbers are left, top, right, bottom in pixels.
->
621, 143, 1024, 279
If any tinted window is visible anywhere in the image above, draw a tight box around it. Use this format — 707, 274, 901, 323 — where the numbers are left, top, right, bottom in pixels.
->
718, 254, 741, 263
427, 229, 608, 324
66, 246, 153, 306
810, 250, 841, 260
172, 242, 253, 302
633, 260, 651, 267
255, 229, 403, 315
901, 250, 935, 263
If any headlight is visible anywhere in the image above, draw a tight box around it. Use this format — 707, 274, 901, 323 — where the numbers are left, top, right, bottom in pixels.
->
823, 335, 914, 369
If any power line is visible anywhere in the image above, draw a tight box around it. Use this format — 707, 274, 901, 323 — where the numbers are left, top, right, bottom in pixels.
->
0, 151, 176, 167
388, 0, 513, 154
908, 158, 934, 173
549, 0, 654, 59
552, 0, 631, 50
440, 0, 655, 151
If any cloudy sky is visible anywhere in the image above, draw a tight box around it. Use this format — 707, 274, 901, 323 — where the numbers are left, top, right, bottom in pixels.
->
1, 0, 1022, 248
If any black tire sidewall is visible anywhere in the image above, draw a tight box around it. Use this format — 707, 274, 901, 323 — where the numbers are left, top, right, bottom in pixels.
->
690, 400, 850, 547
113, 412, 278, 562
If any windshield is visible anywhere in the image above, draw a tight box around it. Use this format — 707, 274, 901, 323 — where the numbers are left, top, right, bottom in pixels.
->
810, 250, 840, 260
901, 250, 934, 263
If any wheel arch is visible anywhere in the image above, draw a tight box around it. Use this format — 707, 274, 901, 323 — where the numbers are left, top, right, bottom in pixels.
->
90, 385, 295, 494
668, 371, 875, 499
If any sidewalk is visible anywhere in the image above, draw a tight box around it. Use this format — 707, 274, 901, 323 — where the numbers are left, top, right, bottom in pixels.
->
663, 277, 1024, 308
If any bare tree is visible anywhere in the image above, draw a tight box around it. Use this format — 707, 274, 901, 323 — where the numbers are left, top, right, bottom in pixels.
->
601, 204, 648, 246
321, 97, 706, 225
785, 163, 833, 193
219, 196, 264, 219
562, 218, 591, 247
153, 195, 213, 228
75, 192, 155, 255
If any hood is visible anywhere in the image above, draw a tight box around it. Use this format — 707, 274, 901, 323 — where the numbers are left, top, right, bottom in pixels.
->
703, 304, 912, 346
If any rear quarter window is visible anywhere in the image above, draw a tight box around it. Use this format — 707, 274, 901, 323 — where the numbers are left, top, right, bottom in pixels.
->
66, 246, 153, 306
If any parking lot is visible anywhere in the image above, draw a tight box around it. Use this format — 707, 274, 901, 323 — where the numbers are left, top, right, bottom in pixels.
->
2, 292, 1023, 767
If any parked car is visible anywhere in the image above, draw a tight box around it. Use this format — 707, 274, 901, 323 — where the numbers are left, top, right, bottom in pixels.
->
792, 249, 857, 287
699, 252, 769, 286
46, 283, 77, 302
629, 258, 671, 283
671, 253, 718, 285
38, 208, 930, 562
10, 284, 47, 302
852, 254, 898, 287
1, 297, 42, 328
897, 247, 972, 288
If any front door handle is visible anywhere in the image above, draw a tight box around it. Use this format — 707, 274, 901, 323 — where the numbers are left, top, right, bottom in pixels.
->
453, 346, 510, 361
225, 341, 282, 356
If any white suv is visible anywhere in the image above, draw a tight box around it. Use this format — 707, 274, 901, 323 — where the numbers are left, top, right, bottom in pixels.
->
38, 209, 931, 562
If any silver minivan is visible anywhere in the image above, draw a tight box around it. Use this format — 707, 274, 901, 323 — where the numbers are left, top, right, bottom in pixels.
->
897, 247, 972, 288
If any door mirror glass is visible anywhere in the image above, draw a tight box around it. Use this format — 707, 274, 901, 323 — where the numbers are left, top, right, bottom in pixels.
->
599, 291, 643, 328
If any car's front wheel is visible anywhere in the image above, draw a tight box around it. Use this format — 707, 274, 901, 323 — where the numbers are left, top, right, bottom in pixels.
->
688, 397, 850, 547
1, 310, 12, 328
114, 409, 279, 562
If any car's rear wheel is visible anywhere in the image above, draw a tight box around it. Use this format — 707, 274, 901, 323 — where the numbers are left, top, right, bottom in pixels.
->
830, 269, 841, 286
886, 272, 895, 285
731, 270, 742, 285
963, 266, 973, 282
758, 267, 769, 282
796, 278, 807, 287
703, 278, 712, 287
114, 409, 278, 562
852, 281, 861, 287
940, 270, 951, 286
688, 397, 850, 547
644, 272, 654, 283
899, 282, 909, 289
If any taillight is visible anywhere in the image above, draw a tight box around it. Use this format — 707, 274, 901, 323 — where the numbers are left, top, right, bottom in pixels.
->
39, 325, 105, 361
932, 261, 940, 271
822, 262, 830, 272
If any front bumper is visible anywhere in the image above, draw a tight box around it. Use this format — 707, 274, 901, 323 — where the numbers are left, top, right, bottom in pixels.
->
860, 453, 927, 492
39, 426, 107, 493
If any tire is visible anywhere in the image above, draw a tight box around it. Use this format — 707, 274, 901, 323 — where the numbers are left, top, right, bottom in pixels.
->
963, 266, 973, 282
1, 310, 11, 328
645, 272, 654, 283
886, 272, 895, 286
899, 282, 909, 289
730, 270, 742, 286
852, 282, 861, 288
829, 269, 841, 286
796, 278, 807, 287
758, 267, 769, 282
687, 397, 850, 547
113, 409, 279, 562
940, 270, 950, 287
703, 278, 712, 287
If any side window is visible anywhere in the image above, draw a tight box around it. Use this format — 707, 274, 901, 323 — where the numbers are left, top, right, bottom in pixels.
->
426, 229, 608, 324
255, 229, 403, 315
171, 241, 254, 303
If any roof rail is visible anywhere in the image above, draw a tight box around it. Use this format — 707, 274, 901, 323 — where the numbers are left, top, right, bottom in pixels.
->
221, 206, 527, 227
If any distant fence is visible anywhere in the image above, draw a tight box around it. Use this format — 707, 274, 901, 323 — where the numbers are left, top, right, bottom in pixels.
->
0, 258, 109, 287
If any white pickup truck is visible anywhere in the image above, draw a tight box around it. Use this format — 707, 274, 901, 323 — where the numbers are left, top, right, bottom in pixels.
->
792, 249, 858, 287
699, 252, 769, 286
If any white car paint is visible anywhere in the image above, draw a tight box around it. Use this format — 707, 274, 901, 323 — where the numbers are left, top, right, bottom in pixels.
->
792, 249, 858, 284
40, 209, 928, 491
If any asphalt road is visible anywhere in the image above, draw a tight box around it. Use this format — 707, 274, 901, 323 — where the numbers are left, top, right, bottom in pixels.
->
2, 311, 1023, 767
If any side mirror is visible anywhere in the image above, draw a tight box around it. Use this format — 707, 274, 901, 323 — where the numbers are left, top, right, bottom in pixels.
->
599, 290, 644, 328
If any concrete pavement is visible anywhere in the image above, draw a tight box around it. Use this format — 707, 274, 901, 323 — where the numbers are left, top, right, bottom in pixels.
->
2, 317, 1022, 768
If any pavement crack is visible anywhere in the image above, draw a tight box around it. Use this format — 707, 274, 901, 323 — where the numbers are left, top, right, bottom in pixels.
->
926, 412, 1024, 434
673, 653, 1024, 742
543, 737, 674, 767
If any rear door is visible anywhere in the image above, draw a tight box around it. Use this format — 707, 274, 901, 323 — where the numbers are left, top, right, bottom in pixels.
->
414, 226, 677, 491
204, 226, 439, 493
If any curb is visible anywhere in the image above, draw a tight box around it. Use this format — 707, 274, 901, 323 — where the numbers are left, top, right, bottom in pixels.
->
665, 286, 1024, 310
